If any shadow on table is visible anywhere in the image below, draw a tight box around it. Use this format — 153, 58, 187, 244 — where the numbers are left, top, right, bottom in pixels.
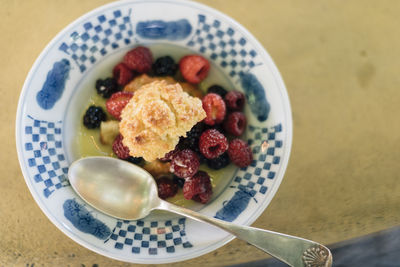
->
229, 226, 400, 267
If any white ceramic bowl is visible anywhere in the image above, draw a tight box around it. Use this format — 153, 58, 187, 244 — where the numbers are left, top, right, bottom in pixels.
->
16, 0, 292, 263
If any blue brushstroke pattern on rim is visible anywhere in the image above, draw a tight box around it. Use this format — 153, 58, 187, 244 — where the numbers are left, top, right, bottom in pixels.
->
214, 124, 283, 221
136, 19, 192, 40
215, 189, 254, 222
241, 73, 270, 121
36, 59, 70, 110
63, 199, 111, 240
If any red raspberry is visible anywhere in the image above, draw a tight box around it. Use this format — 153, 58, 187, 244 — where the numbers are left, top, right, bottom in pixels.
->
159, 147, 179, 162
156, 176, 178, 199
105, 91, 133, 120
199, 129, 228, 159
225, 90, 245, 111
113, 63, 133, 86
170, 149, 200, 178
112, 134, 130, 159
223, 112, 247, 136
183, 171, 212, 204
202, 93, 226, 126
228, 139, 253, 168
123, 46, 153, 73
179, 55, 210, 84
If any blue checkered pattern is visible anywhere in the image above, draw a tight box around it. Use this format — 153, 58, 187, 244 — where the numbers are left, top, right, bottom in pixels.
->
59, 9, 133, 73
187, 14, 261, 79
232, 124, 283, 197
106, 218, 192, 255
24, 116, 69, 198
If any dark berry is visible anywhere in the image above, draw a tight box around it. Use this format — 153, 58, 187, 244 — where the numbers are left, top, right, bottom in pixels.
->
228, 139, 253, 168
225, 90, 245, 111
179, 55, 210, 84
95, 78, 119, 98
207, 85, 228, 97
157, 176, 178, 199
123, 46, 153, 73
206, 152, 230, 170
112, 134, 130, 159
183, 171, 212, 204
223, 112, 247, 136
170, 149, 200, 178
199, 129, 228, 159
113, 63, 134, 86
83, 105, 107, 129
152, 56, 178, 76
192, 146, 207, 164
172, 175, 185, 188
202, 93, 226, 126
177, 122, 205, 150
125, 156, 143, 165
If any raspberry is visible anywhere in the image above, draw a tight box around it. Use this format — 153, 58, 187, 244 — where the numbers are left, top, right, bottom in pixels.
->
202, 93, 226, 126
223, 112, 247, 136
205, 123, 225, 135
179, 55, 210, 84
152, 56, 178, 76
207, 85, 228, 97
95, 78, 119, 98
156, 176, 178, 199
199, 129, 228, 159
172, 175, 185, 188
123, 46, 153, 73
113, 63, 134, 86
82, 106, 107, 129
228, 139, 253, 168
159, 147, 179, 162
105, 91, 133, 120
206, 152, 230, 170
170, 149, 200, 178
112, 134, 130, 159
183, 171, 212, 204
177, 122, 205, 150
225, 90, 245, 111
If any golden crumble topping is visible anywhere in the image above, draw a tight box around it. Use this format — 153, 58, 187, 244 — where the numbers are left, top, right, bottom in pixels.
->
119, 80, 206, 161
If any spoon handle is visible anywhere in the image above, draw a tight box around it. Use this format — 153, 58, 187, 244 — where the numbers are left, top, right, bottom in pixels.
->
158, 201, 332, 267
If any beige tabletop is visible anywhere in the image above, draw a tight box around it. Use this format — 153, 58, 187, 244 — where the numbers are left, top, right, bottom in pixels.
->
1, 0, 400, 266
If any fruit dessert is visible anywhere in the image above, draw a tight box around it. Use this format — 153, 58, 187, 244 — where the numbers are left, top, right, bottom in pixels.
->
81, 46, 253, 204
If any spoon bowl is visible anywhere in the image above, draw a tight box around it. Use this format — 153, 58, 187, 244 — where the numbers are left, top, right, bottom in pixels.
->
69, 157, 159, 220
68, 157, 332, 267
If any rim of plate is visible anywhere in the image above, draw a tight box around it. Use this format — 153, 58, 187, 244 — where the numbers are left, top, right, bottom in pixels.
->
15, 0, 293, 263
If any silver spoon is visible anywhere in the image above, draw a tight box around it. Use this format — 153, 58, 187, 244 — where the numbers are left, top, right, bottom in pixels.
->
68, 156, 332, 267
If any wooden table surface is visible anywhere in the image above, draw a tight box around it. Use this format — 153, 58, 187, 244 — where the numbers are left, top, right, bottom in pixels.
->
1, 0, 400, 266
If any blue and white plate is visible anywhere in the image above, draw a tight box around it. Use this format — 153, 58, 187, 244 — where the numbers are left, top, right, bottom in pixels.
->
15, 0, 292, 263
